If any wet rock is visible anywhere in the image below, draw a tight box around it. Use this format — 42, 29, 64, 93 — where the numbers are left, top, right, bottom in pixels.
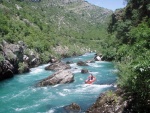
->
77, 61, 88, 66
64, 103, 81, 113
45, 61, 71, 71
81, 68, 88, 73
37, 70, 74, 86
94, 54, 102, 61
66, 61, 73, 64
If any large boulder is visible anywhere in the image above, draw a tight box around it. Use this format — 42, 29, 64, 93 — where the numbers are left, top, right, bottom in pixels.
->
64, 103, 81, 113
2, 40, 24, 62
23, 49, 40, 67
94, 54, 102, 61
1, 40, 26, 74
0, 60, 14, 81
45, 61, 71, 71
37, 70, 74, 86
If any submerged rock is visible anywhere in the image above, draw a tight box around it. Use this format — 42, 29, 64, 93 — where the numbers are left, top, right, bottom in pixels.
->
77, 61, 88, 66
66, 61, 73, 64
64, 103, 81, 113
37, 70, 74, 86
81, 68, 88, 73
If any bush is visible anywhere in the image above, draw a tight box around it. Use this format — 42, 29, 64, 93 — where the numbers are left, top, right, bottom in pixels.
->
18, 62, 29, 73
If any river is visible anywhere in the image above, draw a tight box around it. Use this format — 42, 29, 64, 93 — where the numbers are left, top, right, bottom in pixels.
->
0, 53, 117, 113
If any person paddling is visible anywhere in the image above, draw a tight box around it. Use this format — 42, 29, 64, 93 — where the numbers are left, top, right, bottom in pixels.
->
85, 73, 96, 84
87, 74, 94, 82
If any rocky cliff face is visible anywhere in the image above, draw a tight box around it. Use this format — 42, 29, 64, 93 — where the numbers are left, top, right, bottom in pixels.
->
0, 40, 40, 81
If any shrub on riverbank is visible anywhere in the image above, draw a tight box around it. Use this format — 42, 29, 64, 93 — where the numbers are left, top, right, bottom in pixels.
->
102, 0, 150, 112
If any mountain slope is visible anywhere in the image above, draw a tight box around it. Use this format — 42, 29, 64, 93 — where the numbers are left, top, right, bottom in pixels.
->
0, 0, 112, 52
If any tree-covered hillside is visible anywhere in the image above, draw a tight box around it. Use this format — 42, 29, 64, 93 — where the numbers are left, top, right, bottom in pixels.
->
102, 0, 150, 112
0, 0, 112, 56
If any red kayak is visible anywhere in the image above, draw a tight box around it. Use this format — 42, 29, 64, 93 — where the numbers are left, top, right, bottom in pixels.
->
85, 76, 96, 84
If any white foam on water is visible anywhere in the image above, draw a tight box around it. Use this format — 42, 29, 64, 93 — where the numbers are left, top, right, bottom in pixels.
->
74, 84, 112, 94
39, 98, 50, 103
9, 90, 27, 100
30, 63, 50, 74
46, 109, 55, 113
63, 89, 71, 93
114, 84, 117, 88
80, 78, 83, 80
90, 72, 99, 75
72, 69, 81, 74
52, 84, 60, 87
70, 63, 82, 73
88, 63, 102, 67
33, 64, 50, 69
96, 61, 109, 63
70, 63, 78, 67
58, 92, 66, 97
15, 107, 26, 112
15, 104, 40, 112
30, 68, 43, 74
31, 88, 37, 92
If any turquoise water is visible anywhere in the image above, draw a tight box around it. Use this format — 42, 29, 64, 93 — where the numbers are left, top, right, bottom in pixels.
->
0, 53, 117, 113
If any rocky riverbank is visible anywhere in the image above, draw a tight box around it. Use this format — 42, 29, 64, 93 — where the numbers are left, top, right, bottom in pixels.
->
86, 88, 129, 113
0, 40, 41, 81
0, 40, 104, 81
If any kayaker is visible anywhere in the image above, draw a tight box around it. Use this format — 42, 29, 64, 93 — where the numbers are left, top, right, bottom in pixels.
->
87, 74, 94, 81
85, 74, 96, 84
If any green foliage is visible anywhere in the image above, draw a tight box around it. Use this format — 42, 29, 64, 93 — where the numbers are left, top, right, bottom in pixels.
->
106, 0, 150, 112
40, 51, 51, 64
105, 90, 118, 103
0, 11, 9, 36
0, 0, 111, 61
18, 62, 28, 73
0, 53, 5, 62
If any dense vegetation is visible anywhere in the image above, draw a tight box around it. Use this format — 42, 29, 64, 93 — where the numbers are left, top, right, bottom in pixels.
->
103, 0, 150, 112
1, 0, 149, 112
0, 0, 112, 62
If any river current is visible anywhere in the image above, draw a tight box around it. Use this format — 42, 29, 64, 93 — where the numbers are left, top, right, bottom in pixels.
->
0, 53, 117, 113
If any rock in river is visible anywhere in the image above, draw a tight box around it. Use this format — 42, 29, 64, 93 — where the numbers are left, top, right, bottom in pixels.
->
37, 70, 74, 86
64, 103, 81, 113
45, 61, 71, 71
